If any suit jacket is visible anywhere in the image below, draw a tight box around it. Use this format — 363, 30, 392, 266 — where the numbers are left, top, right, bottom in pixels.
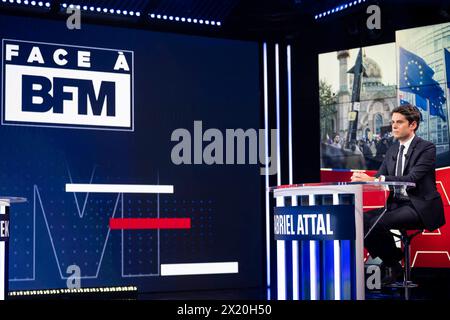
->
375, 135, 445, 231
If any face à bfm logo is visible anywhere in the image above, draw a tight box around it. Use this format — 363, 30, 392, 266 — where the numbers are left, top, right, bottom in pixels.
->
2, 39, 134, 131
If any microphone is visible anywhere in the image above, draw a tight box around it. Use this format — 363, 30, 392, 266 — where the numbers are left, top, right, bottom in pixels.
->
392, 155, 397, 161
405, 153, 409, 159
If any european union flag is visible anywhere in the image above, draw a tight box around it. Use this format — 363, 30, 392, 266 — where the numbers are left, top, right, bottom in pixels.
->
400, 47, 435, 89
429, 96, 446, 121
399, 46, 446, 121
400, 95, 424, 121
400, 91, 428, 111
400, 99, 409, 105
415, 94, 428, 111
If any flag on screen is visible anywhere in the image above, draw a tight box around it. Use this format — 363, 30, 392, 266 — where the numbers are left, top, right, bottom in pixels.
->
400, 94, 424, 121
399, 47, 446, 121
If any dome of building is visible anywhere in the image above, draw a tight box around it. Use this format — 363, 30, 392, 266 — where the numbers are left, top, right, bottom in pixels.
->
363, 56, 382, 79
362, 55, 383, 88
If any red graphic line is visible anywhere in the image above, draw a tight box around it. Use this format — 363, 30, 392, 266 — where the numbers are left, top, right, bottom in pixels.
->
109, 218, 191, 230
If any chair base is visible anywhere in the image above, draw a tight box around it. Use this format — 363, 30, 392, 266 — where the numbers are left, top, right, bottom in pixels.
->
386, 281, 418, 289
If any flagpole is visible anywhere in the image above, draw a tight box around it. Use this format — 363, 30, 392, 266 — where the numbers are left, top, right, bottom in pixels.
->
427, 99, 430, 140
443, 49, 450, 143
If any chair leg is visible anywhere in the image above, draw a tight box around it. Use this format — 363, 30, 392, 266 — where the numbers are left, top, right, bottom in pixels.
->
404, 238, 410, 285
388, 235, 418, 299
402, 236, 418, 300
404, 238, 411, 300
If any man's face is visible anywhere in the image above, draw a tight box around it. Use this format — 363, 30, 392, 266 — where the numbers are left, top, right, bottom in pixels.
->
391, 112, 416, 140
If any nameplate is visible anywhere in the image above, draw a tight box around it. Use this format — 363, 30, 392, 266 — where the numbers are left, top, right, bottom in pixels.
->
274, 205, 355, 241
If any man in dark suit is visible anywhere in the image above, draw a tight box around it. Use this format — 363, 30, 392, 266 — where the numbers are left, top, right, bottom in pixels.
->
351, 104, 445, 284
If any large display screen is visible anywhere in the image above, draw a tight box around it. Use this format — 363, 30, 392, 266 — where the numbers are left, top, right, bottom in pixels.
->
318, 22, 450, 269
0, 14, 263, 292
319, 22, 450, 170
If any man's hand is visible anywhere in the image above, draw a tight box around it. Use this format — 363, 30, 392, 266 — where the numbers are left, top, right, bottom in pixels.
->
351, 171, 376, 182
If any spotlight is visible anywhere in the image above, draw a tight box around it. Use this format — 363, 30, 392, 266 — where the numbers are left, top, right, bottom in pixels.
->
315, 0, 366, 20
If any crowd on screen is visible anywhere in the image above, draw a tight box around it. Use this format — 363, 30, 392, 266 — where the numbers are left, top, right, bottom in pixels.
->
321, 132, 395, 170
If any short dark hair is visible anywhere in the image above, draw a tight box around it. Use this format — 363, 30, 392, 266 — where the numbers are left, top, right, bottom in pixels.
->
392, 104, 421, 132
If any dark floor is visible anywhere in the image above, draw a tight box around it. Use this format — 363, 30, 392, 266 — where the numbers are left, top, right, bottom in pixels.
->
137, 287, 267, 300
7, 268, 450, 300
137, 268, 450, 300
366, 268, 450, 300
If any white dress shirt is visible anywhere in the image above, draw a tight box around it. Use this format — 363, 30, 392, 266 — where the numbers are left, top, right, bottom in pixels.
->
396, 134, 415, 176
379, 134, 415, 196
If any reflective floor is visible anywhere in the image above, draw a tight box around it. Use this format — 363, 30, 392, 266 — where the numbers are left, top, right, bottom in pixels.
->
366, 268, 450, 300
137, 268, 450, 300
137, 287, 267, 300
7, 268, 450, 300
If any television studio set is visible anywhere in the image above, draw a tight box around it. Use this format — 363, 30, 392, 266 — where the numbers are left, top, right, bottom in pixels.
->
0, 0, 450, 307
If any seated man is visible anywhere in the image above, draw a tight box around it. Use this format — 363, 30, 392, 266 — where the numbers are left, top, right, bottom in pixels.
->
351, 104, 445, 285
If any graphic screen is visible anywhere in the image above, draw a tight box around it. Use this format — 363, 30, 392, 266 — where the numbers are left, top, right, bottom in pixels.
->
0, 14, 263, 293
